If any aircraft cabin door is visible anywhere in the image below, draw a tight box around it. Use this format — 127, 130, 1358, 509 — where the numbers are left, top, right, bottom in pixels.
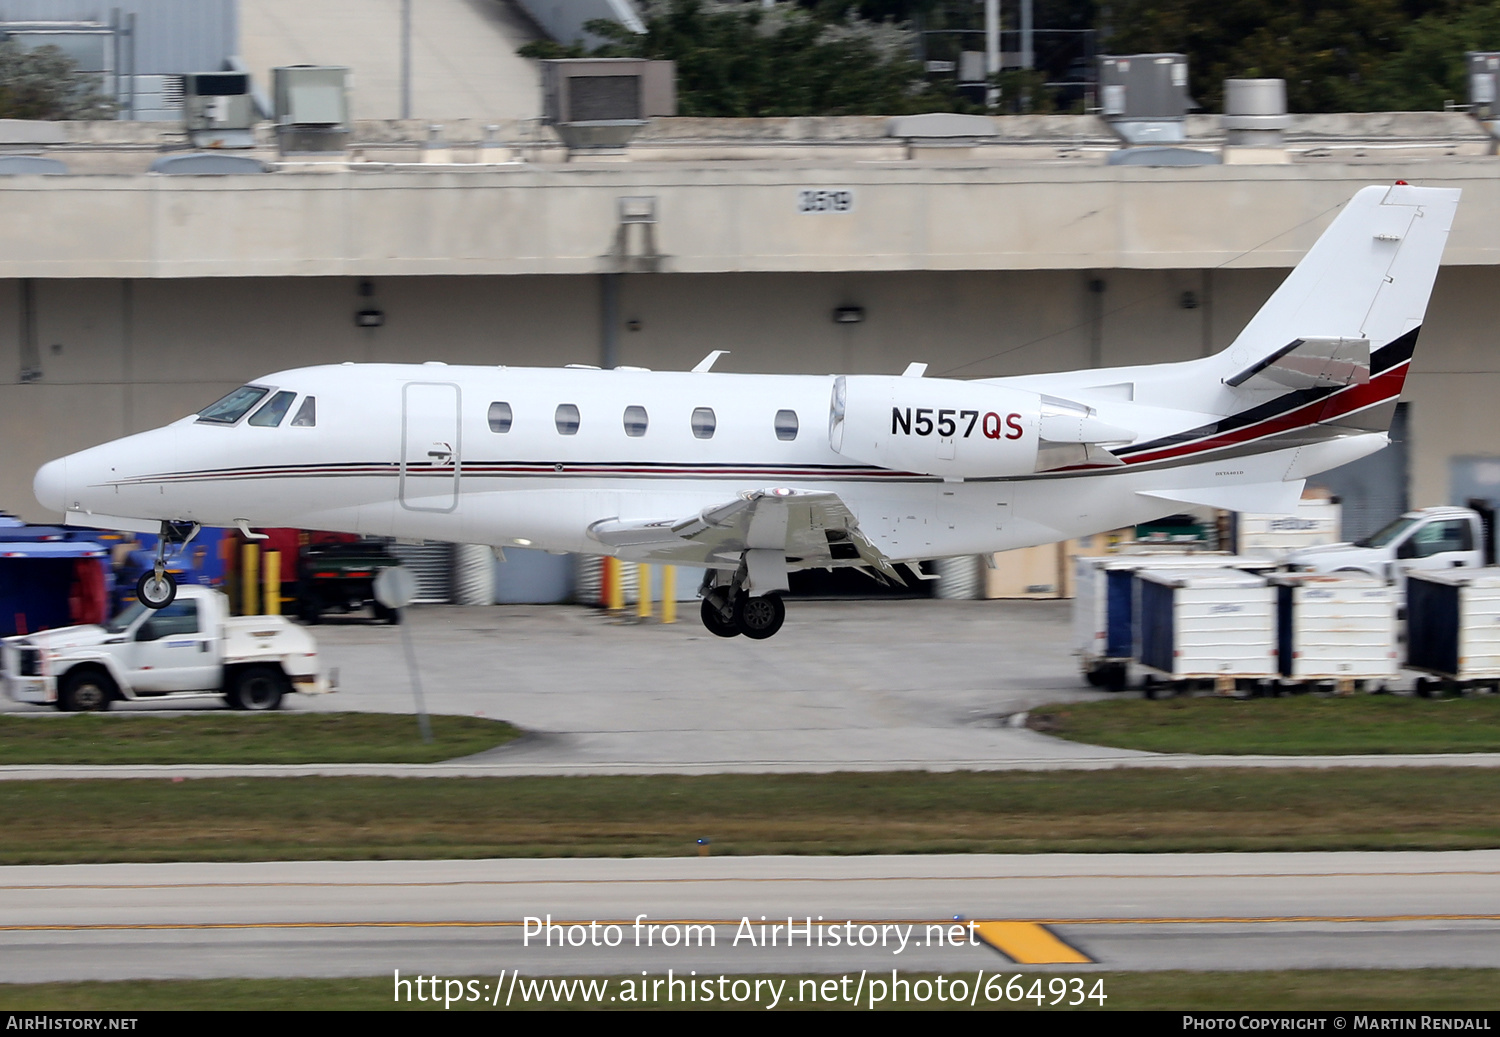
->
401, 382, 461, 512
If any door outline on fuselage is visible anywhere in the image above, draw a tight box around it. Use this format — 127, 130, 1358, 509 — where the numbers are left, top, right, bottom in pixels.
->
400, 382, 461, 513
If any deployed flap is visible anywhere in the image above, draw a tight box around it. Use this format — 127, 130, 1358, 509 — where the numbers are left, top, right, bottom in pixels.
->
587, 488, 903, 579
1226, 337, 1370, 392
1138, 479, 1306, 517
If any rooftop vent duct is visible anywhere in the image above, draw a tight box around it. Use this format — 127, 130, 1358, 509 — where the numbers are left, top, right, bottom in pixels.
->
541, 58, 675, 159
1220, 78, 1290, 163
1222, 79, 1289, 147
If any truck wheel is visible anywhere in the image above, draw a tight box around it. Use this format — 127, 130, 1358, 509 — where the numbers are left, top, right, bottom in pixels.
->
1103, 664, 1128, 693
228, 665, 287, 711
58, 669, 115, 712
374, 603, 400, 625
298, 594, 323, 625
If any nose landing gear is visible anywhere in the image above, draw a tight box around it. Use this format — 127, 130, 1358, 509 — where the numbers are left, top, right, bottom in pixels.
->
137, 521, 200, 610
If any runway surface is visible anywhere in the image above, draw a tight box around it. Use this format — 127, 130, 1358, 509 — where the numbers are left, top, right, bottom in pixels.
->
2, 852, 1497, 982
6, 600, 1498, 776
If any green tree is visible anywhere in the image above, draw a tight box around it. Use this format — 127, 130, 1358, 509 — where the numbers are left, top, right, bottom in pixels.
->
1364, 1, 1500, 110
0, 39, 116, 120
527, 0, 957, 117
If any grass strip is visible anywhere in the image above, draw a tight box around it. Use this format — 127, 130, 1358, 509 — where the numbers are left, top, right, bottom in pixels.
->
2, 769, 1498, 864
1, 970, 1496, 1011
1027, 695, 1500, 755
0, 713, 520, 765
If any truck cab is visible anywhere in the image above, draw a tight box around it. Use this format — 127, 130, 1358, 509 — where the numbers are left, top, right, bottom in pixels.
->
2, 586, 330, 711
1287, 505, 1489, 581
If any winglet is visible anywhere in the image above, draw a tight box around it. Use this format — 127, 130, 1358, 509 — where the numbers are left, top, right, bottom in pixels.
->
691, 350, 730, 373
902, 362, 927, 378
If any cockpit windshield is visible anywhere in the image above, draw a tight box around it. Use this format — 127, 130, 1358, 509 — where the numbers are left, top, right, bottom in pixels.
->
197, 385, 270, 425
248, 391, 297, 427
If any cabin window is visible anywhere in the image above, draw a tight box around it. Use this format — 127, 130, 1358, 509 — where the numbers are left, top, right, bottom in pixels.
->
488, 401, 513, 433
248, 390, 297, 427
290, 396, 317, 427
196, 385, 269, 425
555, 403, 581, 435
774, 409, 799, 441
691, 407, 716, 440
623, 405, 648, 438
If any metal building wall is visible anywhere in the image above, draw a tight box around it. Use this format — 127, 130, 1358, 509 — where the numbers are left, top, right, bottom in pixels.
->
0, 0, 237, 73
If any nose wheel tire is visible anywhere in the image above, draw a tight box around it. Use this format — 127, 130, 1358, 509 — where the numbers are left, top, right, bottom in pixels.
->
136, 570, 178, 610
700, 597, 741, 638
735, 593, 786, 640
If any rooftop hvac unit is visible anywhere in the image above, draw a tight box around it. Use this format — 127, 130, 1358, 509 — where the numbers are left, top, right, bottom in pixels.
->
272, 65, 350, 155
183, 71, 254, 149
1098, 53, 1192, 145
541, 58, 675, 155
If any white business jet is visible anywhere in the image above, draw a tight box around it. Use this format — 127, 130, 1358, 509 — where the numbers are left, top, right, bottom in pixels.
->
34, 184, 1458, 639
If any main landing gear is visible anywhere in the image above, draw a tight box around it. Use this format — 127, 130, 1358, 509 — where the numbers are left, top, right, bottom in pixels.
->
698, 568, 787, 640
137, 521, 199, 610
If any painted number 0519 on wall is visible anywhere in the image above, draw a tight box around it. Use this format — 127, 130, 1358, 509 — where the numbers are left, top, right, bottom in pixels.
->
891, 407, 1023, 440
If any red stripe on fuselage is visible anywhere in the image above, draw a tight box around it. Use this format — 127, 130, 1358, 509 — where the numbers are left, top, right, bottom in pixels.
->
1120, 361, 1408, 468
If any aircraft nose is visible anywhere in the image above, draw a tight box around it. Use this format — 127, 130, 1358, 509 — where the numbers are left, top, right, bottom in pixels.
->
33, 457, 68, 514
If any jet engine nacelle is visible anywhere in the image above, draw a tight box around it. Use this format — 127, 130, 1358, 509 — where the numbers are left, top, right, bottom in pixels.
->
828, 375, 1045, 479
828, 375, 1137, 478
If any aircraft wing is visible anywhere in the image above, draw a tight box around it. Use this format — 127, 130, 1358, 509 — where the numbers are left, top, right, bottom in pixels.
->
586, 488, 904, 584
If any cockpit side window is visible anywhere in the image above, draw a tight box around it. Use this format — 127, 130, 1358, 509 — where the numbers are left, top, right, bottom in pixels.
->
248, 391, 297, 427
290, 396, 317, 427
197, 386, 270, 425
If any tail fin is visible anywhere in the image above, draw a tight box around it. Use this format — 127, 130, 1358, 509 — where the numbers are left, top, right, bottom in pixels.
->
1216, 184, 1460, 406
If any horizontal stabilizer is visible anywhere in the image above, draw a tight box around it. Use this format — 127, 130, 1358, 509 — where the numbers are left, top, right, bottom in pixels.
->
1226, 337, 1370, 392
1138, 479, 1306, 516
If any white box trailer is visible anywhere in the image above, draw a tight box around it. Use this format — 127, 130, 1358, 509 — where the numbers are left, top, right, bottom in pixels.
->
1270, 572, 1399, 688
1074, 553, 1277, 691
1405, 567, 1500, 693
1135, 568, 1277, 692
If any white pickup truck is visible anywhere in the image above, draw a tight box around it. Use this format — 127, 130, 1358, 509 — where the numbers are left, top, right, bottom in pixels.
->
1, 587, 331, 712
1286, 504, 1494, 581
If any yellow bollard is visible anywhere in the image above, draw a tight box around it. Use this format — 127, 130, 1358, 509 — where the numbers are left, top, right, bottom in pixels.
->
662, 566, 676, 624
241, 542, 259, 616
637, 563, 653, 620
263, 550, 281, 616
604, 556, 624, 611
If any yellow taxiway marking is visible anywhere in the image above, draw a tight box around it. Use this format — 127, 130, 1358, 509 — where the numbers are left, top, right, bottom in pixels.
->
972, 922, 1093, 964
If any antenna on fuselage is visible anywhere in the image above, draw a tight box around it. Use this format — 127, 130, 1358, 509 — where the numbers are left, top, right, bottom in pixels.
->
691, 350, 730, 373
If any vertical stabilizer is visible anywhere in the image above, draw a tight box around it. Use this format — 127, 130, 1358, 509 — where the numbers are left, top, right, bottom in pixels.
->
1217, 184, 1460, 380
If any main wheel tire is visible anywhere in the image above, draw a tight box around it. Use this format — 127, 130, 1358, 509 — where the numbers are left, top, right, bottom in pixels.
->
228, 665, 287, 711
735, 594, 786, 640
700, 597, 741, 638
58, 668, 114, 712
136, 570, 177, 610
